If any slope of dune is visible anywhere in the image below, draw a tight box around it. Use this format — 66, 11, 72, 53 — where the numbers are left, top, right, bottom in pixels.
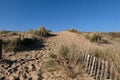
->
0, 31, 106, 80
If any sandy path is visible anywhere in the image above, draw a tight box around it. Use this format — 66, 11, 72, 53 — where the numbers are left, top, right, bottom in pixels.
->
42, 31, 94, 80
0, 31, 94, 80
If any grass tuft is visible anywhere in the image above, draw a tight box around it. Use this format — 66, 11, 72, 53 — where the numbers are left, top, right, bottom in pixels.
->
67, 28, 81, 34
42, 45, 83, 79
28, 26, 51, 37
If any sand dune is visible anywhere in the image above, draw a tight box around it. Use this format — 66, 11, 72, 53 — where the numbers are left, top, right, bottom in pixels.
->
0, 31, 94, 80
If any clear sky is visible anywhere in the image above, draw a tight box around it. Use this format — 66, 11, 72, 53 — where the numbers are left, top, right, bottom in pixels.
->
0, 0, 120, 32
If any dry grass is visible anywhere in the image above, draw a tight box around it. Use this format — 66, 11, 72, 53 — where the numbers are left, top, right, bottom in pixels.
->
0, 30, 18, 38
79, 32, 120, 77
0, 30, 10, 34
28, 26, 50, 37
0, 29, 120, 79
57, 31, 120, 78
108, 32, 120, 38
2, 37, 42, 52
42, 45, 84, 79
84, 32, 110, 44
42, 43, 113, 79
67, 28, 81, 34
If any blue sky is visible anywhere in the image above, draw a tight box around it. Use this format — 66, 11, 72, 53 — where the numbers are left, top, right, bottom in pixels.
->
0, 0, 120, 32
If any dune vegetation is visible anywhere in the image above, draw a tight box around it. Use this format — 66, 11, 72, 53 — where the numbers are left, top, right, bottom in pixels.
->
0, 27, 120, 80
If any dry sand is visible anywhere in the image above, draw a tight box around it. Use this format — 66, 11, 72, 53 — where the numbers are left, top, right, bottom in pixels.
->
0, 31, 94, 80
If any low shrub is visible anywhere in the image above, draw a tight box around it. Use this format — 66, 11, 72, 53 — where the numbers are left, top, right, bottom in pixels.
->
90, 33, 102, 43
108, 32, 120, 38
85, 33, 109, 44
3, 37, 42, 52
68, 28, 81, 34
28, 26, 50, 37
8, 32, 18, 36
0, 30, 10, 34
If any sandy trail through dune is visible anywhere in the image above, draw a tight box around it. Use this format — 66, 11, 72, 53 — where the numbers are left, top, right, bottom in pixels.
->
0, 31, 94, 80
